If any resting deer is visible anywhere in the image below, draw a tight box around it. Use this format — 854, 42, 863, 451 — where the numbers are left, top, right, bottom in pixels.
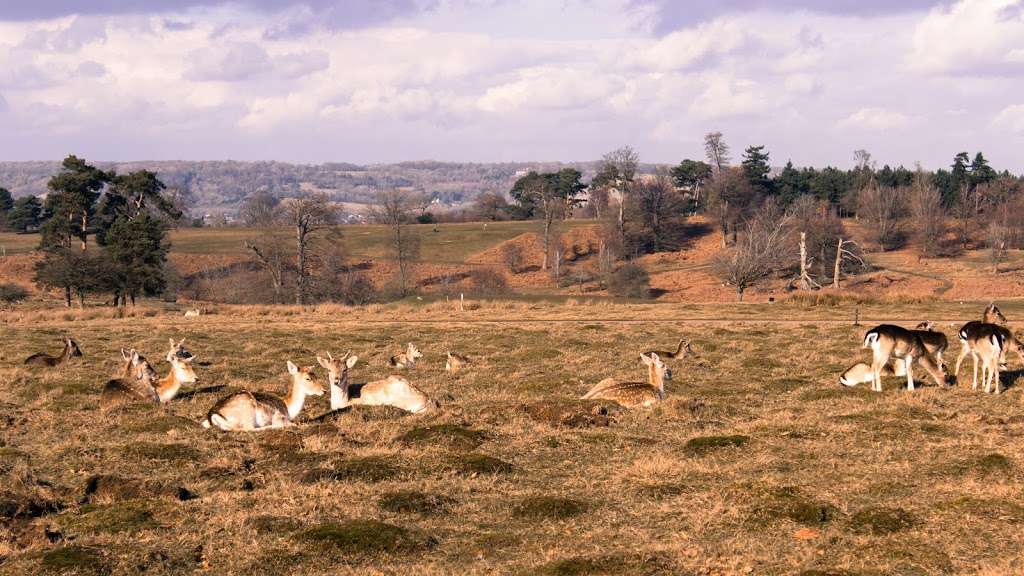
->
202, 361, 323, 431
101, 350, 160, 410
167, 338, 194, 361
642, 339, 691, 360
839, 360, 906, 387
862, 324, 949, 392
913, 321, 948, 370
183, 309, 201, 317
24, 337, 83, 367
389, 343, 422, 369
445, 351, 470, 373
581, 353, 672, 408
955, 304, 1024, 379
323, 352, 434, 413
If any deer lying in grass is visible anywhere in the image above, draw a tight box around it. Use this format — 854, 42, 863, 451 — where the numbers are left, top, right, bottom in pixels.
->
445, 351, 470, 373
641, 339, 691, 360
581, 353, 671, 408
167, 338, 194, 361
24, 337, 83, 367
862, 324, 949, 392
101, 350, 160, 410
202, 361, 323, 431
389, 343, 422, 369
183, 309, 201, 317
839, 360, 906, 387
320, 352, 434, 414
100, 348, 198, 410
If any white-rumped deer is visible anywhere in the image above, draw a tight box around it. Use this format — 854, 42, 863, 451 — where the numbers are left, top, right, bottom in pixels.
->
202, 361, 324, 431
581, 353, 672, 408
24, 337, 83, 367
955, 304, 1024, 382
862, 324, 949, 392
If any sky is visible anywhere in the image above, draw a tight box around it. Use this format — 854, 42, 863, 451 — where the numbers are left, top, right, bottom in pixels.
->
1, 0, 1023, 170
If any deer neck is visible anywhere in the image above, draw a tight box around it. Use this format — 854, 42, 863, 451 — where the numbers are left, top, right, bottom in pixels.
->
649, 364, 665, 394
59, 344, 73, 364
329, 370, 350, 411
284, 379, 308, 419
674, 340, 685, 357
156, 369, 182, 403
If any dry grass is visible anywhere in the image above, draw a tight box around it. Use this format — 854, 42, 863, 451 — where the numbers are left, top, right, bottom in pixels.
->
1, 302, 1024, 574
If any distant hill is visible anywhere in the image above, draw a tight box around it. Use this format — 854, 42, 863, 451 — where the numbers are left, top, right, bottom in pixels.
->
0, 159, 664, 217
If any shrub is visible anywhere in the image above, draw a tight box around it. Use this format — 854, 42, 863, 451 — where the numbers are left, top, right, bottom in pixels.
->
468, 267, 509, 296
502, 243, 524, 273
606, 263, 650, 299
0, 283, 28, 305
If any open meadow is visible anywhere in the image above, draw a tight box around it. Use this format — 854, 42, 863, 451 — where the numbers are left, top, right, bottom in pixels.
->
2, 300, 1024, 575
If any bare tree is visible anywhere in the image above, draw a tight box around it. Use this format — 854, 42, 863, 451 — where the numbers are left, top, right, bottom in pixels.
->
706, 167, 757, 247
859, 183, 905, 251
372, 188, 421, 296
502, 243, 524, 273
625, 172, 688, 254
282, 193, 337, 305
988, 222, 1008, 274
593, 146, 639, 251
714, 200, 792, 301
704, 131, 730, 177
246, 233, 290, 303
908, 172, 946, 258
240, 191, 280, 227
473, 192, 508, 221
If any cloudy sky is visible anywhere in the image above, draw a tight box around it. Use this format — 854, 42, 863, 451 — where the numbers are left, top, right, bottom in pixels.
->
1, 0, 1023, 170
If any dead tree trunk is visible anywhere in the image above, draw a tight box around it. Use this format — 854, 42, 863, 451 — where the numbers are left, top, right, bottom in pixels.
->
798, 232, 819, 290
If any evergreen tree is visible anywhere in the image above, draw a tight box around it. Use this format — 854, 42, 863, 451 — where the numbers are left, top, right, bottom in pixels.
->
39, 156, 111, 251
773, 161, 807, 206
741, 145, 772, 194
6, 196, 41, 233
103, 212, 170, 305
969, 152, 996, 187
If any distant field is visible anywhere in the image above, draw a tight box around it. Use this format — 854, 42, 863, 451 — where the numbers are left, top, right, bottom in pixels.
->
1, 301, 1023, 574
0, 220, 597, 264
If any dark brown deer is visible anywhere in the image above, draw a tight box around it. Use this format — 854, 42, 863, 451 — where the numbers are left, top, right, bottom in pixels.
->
24, 337, 83, 367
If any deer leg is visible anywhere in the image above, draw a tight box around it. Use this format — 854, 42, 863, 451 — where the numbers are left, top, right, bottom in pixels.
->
905, 357, 915, 391
954, 345, 969, 378
972, 352, 980, 390
871, 358, 885, 393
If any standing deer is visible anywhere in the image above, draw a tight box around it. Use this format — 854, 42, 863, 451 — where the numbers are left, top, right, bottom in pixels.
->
913, 321, 948, 370
955, 304, 1024, 380
862, 325, 949, 391
202, 361, 324, 431
24, 337, 83, 367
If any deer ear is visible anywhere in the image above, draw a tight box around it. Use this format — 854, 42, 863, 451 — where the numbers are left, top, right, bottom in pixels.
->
650, 353, 661, 363
287, 360, 298, 375
346, 356, 359, 369
317, 356, 330, 369
169, 338, 176, 348
640, 353, 651, 364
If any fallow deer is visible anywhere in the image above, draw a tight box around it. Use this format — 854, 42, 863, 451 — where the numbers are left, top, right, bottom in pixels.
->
581, 353, 672, 408
202, 361, 323, 431
388, 343, 423, 369
167, 338, 194, 361
101, 350, 160, 410
971, 328, 1005, 393
955, 304, 1024, 380
154, 353, 198, 403
862, 324, 949, 392
324, 352, 434, 413
316, 351, 359, 410
839, 360, 906, 387
642, 339, 692, 360
183, 309, 201, 317
445, 351, 470, 373
913, 321, 949, 370
24, 337, 83, 367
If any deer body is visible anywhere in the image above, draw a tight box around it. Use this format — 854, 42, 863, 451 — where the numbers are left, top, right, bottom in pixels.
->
203, 361, 323, 431
955, 305, 1024, 384
320, 352, 433, 413
642, 339, 691, 360
25, 338, 82, 367
862, 324, 948, 392
839, 360, 906, 387
389, 343, 422, 369
445, 351, 470, 372
581, 353, 671, 407
913, 321, 948, 370
101, 350, 160, 410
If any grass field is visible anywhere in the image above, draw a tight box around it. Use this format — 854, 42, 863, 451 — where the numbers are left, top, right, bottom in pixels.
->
2, 300, 1024, 575
0, 220, 596, 264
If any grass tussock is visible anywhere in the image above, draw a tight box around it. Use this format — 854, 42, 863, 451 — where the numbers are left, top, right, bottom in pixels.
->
296, 520, 435, 556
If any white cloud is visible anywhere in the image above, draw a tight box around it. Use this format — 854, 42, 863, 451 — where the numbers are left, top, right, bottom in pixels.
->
993, 104, 1024, 132
838, 107, 911, 130
910, 0, 1024, 74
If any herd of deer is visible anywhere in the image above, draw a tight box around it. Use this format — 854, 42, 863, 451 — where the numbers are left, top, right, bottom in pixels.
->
840, 304, 1024, 394
20, 307, 1017, 434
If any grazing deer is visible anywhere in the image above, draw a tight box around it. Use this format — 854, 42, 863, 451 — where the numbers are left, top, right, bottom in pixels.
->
24, 337, 83, 367
389, 343, 423, 369
316, 351, 359, 410
913, 321, 948, 370
642, 339, 692, 360
326, 354, 434, 413
202, 361, 324, 431
445, 351, 470, 373
862, 325, 949, 392
581, 353, 672, 408
839, 360, 906, 387
101, 350, 160, 410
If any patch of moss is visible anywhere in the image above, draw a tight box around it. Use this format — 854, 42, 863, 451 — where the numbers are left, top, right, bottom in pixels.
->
512, 496, 588, 520
452, 453, 513, 475
122, 442, 201, 462
848, 506, 914, 535
349, 405, 412, 422
40, 545, 109, 575
62, 501, 159, 535
751, 487, 838, 526
765, 377, 805, 393
398, 424, 487, 451
683, 435, 749, 456
378, 491, 455, 515
0, 491, 63, 519
945, 453, 1013, 477
935, 496, 1024, 523
124, 415, 197, 434
247, 515, 305, 534
301, 456, 400, 484
531, 553, 674, 575
296, 519, 433, 555
82, 475, 195, 504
